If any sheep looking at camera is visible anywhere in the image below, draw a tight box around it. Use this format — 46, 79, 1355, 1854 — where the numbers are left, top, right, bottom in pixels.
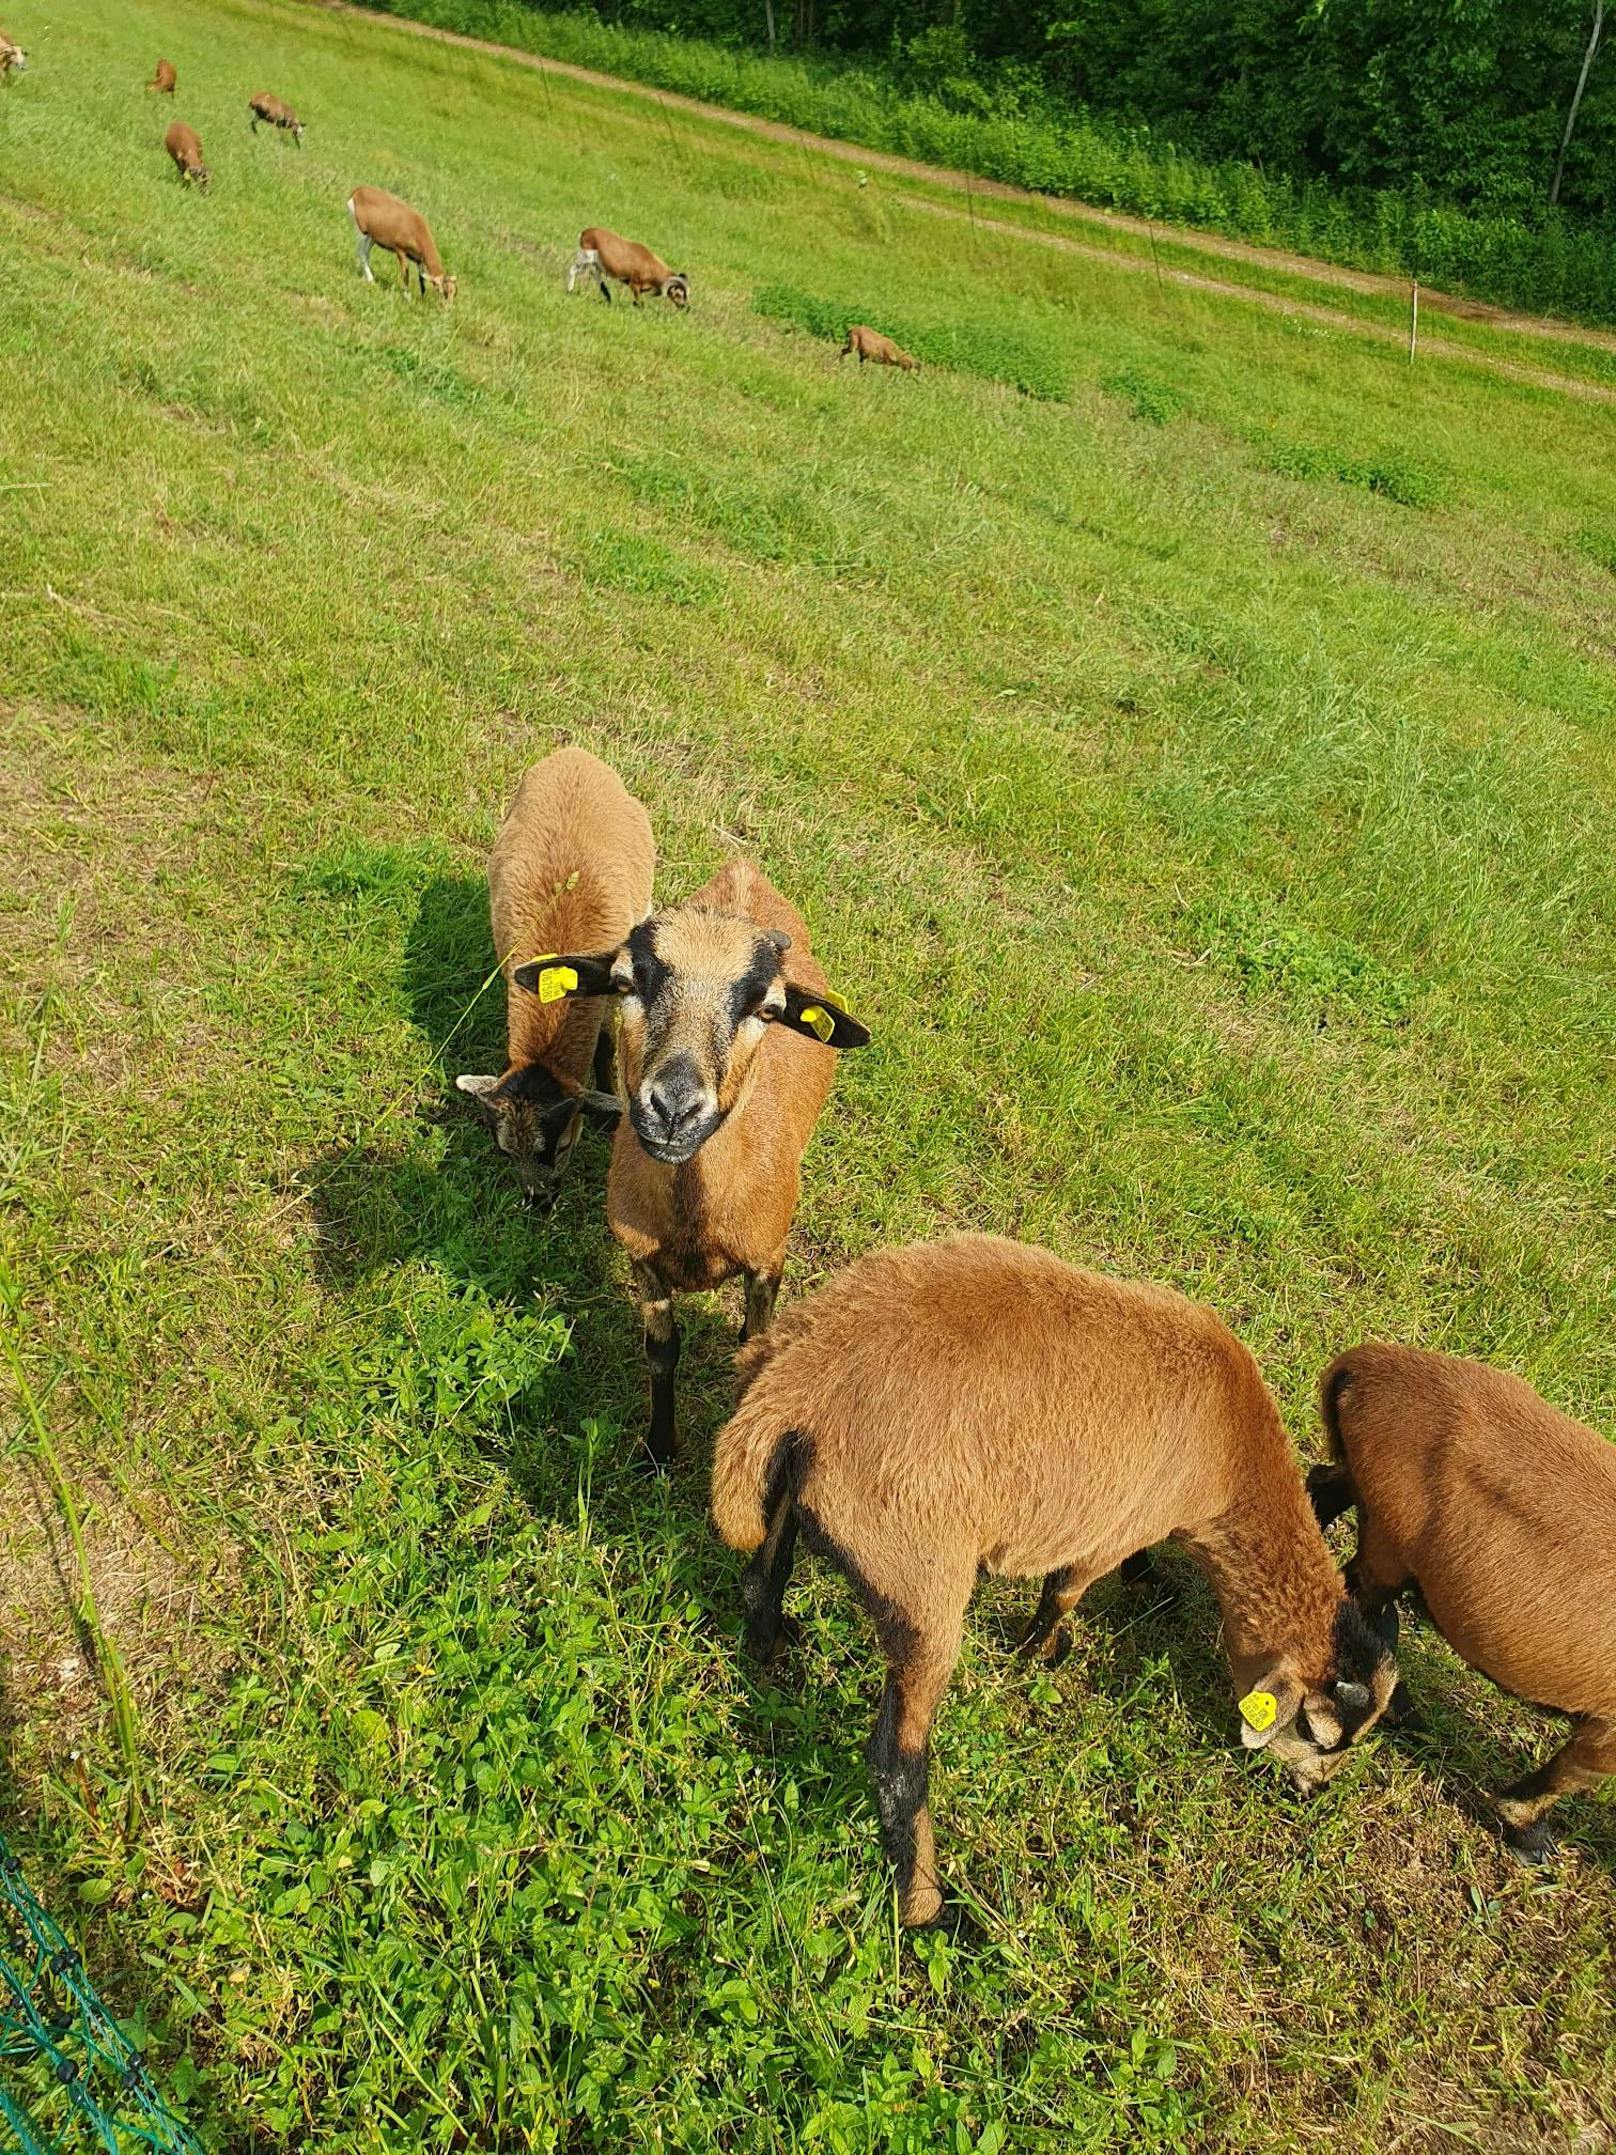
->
516, 858, 869, 1465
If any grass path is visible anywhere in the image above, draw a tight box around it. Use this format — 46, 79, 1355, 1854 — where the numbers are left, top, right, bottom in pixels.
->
2, 0, 1615, 2145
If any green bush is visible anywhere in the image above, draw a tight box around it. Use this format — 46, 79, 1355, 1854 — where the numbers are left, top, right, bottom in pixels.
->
753, 283, 1072, 399
356, 0, 1616, 329
1259, 436, 1449, 510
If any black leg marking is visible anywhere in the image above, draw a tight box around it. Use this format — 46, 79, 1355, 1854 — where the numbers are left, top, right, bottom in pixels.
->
868, 1680, 932, 1920
644, 1315, 680, 1468
741, 1503, 799, 1662
1307, 1462, 1357, 1531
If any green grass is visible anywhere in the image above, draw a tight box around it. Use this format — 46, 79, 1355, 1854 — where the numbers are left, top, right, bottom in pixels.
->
2, 0, 1616, 2147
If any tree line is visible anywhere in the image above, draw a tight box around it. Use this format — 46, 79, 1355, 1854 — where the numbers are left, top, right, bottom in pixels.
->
581, 0, 1613, 225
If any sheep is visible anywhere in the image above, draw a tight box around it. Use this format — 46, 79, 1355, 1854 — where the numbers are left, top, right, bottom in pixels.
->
841, 325, 919, 372
165, 120, 210, 193
566, 227, 688, 308
249, 92, 304, 145
347, 185, 456, 304
0, 31, 27, 79
148, 57, 176, 93
456, 747, 655, 1197
513, 858, 869, 1467
1310, 1343, 1616, 1862
712, 1234, 1399, 1927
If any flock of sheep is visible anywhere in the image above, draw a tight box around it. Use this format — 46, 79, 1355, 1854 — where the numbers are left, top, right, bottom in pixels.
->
6, 22, 1610, 1932
463, 746, 1614, 1929
4, 39, 924, 361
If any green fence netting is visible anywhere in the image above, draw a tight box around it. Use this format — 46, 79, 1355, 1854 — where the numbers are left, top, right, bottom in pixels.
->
0, 1832, 203, 2154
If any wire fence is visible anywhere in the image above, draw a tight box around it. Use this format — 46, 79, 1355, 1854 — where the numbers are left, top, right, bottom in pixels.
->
1, 1832, 203, 2155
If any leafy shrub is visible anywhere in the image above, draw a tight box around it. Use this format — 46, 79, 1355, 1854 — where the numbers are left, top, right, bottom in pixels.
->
1259, 437, 1448, 509
1102, 368, 1189, 425
753, 283, 1072, 398
1188, 894, 1413, 1027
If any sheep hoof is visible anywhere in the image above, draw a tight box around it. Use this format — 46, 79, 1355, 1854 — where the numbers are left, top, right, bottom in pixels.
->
745, 1613, 803, 1666
1014, 1621, 1072, 1665
909, 1898, 982, 1946
1383, 1680, 1420, 1730
1501, 1817, 1558, 1865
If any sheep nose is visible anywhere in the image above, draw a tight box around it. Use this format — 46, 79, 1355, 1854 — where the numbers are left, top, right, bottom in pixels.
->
644, 1058, 706, 1138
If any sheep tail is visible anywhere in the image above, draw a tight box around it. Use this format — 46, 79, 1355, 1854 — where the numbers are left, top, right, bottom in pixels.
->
711, 1337, 799, 1553
1307, 1355, 1359, 1529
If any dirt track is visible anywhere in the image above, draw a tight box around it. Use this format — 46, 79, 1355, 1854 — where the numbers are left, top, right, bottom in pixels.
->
307, 0, 1616, 405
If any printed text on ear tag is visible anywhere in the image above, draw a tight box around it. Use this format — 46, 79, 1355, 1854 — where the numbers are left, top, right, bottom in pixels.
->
537, 963, 579, 1003
799, 1005, 836, 1042
1238, 1689, 1278, 1733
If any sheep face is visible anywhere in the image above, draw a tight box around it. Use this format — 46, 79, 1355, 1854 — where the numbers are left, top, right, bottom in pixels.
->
456, 1066, 585, 1194
614, 908, 792, 1164
663, 275, 690, 308
513, 911, 869, 1168
1239, 1602, 1397, 1792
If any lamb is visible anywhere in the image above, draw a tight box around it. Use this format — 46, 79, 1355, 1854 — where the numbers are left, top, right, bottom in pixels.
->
0, 31, 27, 79
148, 57, 176, 93
347, 185, 456, 303
249, 92, 304, 144
1310, 1343, 1616, 1861
566, 227, 688, 308
841, 325, 918, 371
456, 747, 655, 1197
712, 1235, 1399, 1927
514, 859, 869, 1466
165, 121, 210, 192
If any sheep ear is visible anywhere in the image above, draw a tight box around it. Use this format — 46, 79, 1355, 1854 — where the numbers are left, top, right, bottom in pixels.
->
512, 951, 622, 1002
456, 1073, 501, 1098
1237, 1672, 1303, 1749
771, 985, 870, 1050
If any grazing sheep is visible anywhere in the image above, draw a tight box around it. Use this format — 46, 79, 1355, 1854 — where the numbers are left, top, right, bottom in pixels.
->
842, 324, 918, 371
248, 91, 304, 144
0, 31, 27, 79
348, 185, 456, 303
713, 1235, 1398, 1926
515, 859, 869, 1466
566, 226, 688, 308
456, 747, 655, 1197
148, 57, 176, 93
1311, 1343, 1616, 1861
165, 120, 209, 192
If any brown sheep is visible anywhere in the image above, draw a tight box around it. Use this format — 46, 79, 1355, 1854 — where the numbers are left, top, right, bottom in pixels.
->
456, 747, 654, 1197
165, 120, 209, 192
0, 31, 28, 79
148, 57, 176, 93
1311, 1343, 1616, 1861
566, 227, 688, 308
348, 185, 456, 303
712, 1235, 1398, 1927
249, 92, 304, 145
514, 859, 869, 1466
841, 325, 919, 371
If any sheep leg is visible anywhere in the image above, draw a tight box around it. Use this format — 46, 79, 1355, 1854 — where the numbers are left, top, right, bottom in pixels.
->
868, 1615, 962, 1927
1015, 1562, 1097, 1663
1307, 1460, 1357, 1531
355, 229, 375, 283
739, 1269, 781, 1346
634, 1260, 679, 1468
741, 1496, 799, 1662
1495, 1717, 1616, 1861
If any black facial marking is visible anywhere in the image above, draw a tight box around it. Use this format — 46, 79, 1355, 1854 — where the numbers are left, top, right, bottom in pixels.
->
626, 919, 670, 1005
728, 942, 783, 1031
496, 1062, 570, 1108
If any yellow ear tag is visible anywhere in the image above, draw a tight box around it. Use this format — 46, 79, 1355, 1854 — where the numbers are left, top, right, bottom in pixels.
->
798, 1004, 836, 1043
536, 962, 579, 1004
1239, 1689, 1279, 1733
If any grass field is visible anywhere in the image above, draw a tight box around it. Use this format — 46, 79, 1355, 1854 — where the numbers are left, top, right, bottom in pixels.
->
3, 0, 1616, 2146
